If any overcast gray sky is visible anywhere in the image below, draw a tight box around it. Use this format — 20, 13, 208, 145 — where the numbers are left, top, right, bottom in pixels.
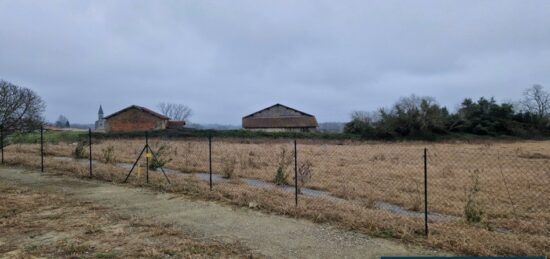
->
1, 0, 549, 124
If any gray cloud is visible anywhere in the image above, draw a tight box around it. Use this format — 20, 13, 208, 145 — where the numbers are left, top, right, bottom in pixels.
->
1, 0, 549, 124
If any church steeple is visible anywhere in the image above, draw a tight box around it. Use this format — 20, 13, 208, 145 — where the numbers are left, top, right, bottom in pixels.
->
98, 105, 104, 119
95, 105, 106, 130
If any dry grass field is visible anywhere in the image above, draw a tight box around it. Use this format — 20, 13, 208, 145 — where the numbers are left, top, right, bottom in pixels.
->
0, 180, 257, 258
2, 137, 549, 256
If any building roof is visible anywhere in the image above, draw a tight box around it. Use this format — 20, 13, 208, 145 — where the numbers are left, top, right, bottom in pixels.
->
98, 105, 104, 115
243, 103, 315, 118
104, 105, 169, 120
242, 103, 318, 128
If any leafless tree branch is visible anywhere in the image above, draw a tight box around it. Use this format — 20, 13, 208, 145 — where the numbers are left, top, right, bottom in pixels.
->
157, 102, 193, 121
521, 84, 550, 119
0, 80, 45, 132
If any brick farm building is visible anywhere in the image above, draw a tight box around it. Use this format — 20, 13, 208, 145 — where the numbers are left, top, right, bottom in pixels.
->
102, 105, 184, 133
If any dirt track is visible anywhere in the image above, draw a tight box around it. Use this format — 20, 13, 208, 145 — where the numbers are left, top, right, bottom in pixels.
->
0, 166, 446, 258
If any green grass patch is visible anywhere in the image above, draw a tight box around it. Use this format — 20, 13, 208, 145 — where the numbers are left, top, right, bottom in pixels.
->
8, 130, 87, 144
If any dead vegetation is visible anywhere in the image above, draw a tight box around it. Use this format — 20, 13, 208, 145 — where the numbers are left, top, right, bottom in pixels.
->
101, 145, 116, 164
517, 152, 550, 160
221, 155, 237, 179
73, 141, 87, 159
0, 181, 257, 258
274, 147, 292, 185
149, 142, 172, 171
296, 160, 313, 194
464, 170, 484, 223
3, 138, 550, 256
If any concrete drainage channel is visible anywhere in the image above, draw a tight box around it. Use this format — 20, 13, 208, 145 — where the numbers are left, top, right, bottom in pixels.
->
52, 156, 456, 221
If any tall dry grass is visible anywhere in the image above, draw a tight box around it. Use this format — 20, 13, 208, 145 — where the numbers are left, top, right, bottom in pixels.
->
3, 138, 549, 256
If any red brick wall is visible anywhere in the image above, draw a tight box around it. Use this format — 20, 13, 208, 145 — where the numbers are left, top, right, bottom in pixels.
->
105, 108, 167, 132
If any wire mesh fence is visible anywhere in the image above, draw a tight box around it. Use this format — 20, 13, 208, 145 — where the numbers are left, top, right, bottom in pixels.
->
428, 147, 550, 236
1, 128, 549, 253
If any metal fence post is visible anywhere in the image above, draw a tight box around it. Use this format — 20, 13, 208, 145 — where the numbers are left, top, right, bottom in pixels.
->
40, 126, 44, 172
209, 135, 212, 190
294, 139, 298, 207
1, 125, 4, 165
145, 131, 149, 184
88, 128, 92, 177
424, 148, 428, 236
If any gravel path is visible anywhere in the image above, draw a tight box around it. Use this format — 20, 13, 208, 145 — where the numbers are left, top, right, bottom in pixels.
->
0, 166, 448, 258
51, 156, 455, 221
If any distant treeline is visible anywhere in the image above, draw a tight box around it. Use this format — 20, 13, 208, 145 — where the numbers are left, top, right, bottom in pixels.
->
8, 121, 548, 146
5, 79, 550, 143
344, 85, 550, 140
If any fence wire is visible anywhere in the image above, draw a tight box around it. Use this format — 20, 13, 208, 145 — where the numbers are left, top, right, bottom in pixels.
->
1, 129, 549, 244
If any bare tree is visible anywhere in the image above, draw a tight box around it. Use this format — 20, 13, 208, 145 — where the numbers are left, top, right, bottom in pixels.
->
157, 102, 192, 121
0, 80, 45, 131
394, 94, 436, 113
521, 84, 550, 119
350, 110, 380, 124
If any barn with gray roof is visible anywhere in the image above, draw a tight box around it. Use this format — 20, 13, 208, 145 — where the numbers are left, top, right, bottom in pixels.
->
242, 104, 318, 132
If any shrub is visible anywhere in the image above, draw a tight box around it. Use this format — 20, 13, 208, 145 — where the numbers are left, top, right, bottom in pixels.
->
274, 167, 287, 186
221, 155, 237, 179
73, 141, 87, 159
101, 146, 116, 164
295, 160, 313, 194
149, 144, 172, 171
274, 147, 292, 185
408, 181, 422, 212
248, 151, 259, 168
464, 170, 484, 223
